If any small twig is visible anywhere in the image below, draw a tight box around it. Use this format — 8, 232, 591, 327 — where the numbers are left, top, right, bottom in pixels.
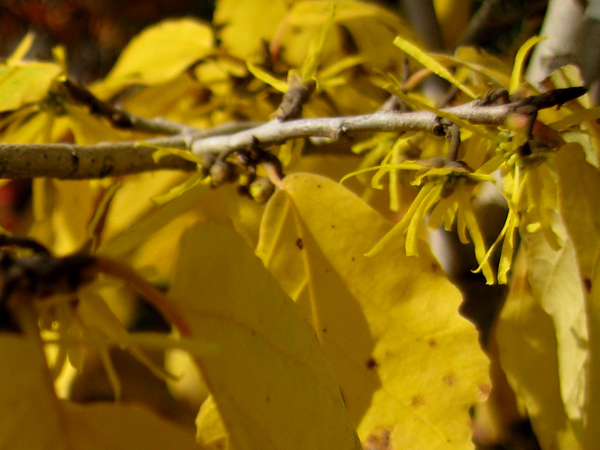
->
456, 0, 503, 47
63, 79, 196, 136
401, 0, 445, 52
480, 88, 511, 106
377, 95, 404, 113
275, 73, 316, 121
445, 122, 461, 161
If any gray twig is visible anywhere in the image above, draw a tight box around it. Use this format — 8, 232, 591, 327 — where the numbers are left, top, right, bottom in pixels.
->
0, 88, 585, 179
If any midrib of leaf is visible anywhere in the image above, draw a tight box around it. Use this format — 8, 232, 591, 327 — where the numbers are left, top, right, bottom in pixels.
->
284, 191, 326, 338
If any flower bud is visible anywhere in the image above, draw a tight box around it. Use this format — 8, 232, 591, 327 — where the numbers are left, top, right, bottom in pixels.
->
249, 177, 275, 204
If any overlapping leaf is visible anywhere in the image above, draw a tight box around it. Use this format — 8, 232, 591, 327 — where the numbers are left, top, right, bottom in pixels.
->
169, 221, 361, 450
0, 63, 61, 113
257, 173, 489, 449
97, 18, 214, 96
555, 143, 600, 449
0, 332, 201, 450
495, 144, 596, 450
495, 252, 581, 450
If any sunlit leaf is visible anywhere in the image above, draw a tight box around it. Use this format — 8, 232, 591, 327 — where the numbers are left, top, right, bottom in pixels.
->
169, 221, 361, 450
433, 0, 470, 47
257, 173, 489, 449
0, 63, 61, 112
214, 0, 287, 60
286, 0, 414, 70
99, 18, 213, 94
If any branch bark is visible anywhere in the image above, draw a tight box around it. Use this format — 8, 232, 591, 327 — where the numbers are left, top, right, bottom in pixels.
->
0, 88, 585, 179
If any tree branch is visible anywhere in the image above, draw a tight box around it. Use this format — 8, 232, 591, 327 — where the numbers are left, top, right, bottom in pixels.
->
63, 79, 196, 136
0, 88, 585, 179
191, 88, 584, 154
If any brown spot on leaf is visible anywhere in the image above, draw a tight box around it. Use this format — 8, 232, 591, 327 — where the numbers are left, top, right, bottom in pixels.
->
351, 257, 355, 261
296, 238, 303, 249
478, 383, 492, 400
428, 339, 436, 347
411, 395, 425, 407
431, 263, 441, 273
322, 328, 328, 333
443, 373, 458, 386
366, 357, 379, 369
584, 278, 592, 293
364, 428, 392, 450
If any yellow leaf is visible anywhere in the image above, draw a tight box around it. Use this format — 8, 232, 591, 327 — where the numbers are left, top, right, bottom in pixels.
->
217, 0, 411, 75
510, 36, 545, 93
257, 173, 489, 449
549, 106, 600, 131
65, 103, 126, 145
519, 221, 588, 435
393, 36, 477, 99
100, 180, 207, 262
555, 143, 600, 280
586, 262, 600, 450
0, 333, 65, 450
214, 0, 287, 60
555, 143, 600, 448
433, 0, 470, 47
495, 252, 582, 450
0, 333, 200, 450
286, 0, 414, 70
0, 109, 56, 144
301, 3, 336, 81
169, 221, 361, 450
62, 403, 201, 450
47, 180, 101, 256
0, 63, 61, 112
151, 173, 204, 205
100, 18, 213, 94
